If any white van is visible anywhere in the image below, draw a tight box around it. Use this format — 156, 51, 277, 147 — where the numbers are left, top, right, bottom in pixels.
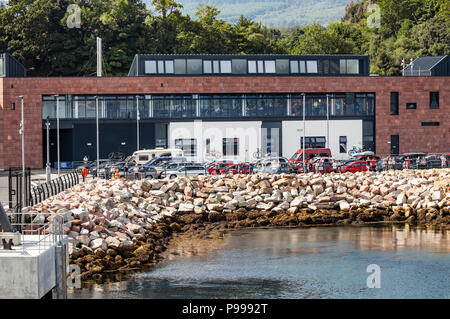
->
132, 148, 184, 165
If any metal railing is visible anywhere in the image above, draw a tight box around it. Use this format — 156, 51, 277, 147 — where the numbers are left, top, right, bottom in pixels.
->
3, 212, 64, 255
29, 171, 80, 207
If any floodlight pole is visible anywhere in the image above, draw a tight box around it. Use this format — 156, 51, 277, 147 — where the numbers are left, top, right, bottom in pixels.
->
96, 96, 99, 175
136, 95, 140, 151
46, 116, 51, 183
54, 95, 60, 178
326, 94, 330, 149
302, 93, 306, 172
18, 96, 25, 210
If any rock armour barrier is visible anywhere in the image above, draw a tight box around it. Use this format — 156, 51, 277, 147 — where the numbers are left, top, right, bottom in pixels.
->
24, 169, 450, 280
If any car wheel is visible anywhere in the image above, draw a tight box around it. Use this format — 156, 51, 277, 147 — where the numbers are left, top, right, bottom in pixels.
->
170, 174, 177, 179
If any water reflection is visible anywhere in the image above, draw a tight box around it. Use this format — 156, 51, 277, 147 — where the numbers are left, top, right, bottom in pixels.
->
69, 225, 450, 299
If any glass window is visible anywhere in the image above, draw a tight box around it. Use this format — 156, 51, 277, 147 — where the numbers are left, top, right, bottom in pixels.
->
203, 60, 212, 73
0, 56, 3, 76
85, 98, 96, 118
257, 61, 264, 73
223, 138, 239, 156
290, 61, 299, 73
206, 138, 211, 154
232, 59, 246, 74
339, 136, 347, 153
186, 59, 202, 74
406, 103, 416, 110
306, 61, 318, 73
264, 60, 276, 73
175, 139, 197, 156
220, 60, 232, 73
299, 61, 306, 73
340, 59, 346, 73
346, 59, 359, 74
145, 60, 157, 74
213, 60, 220, 74
200, 95, 243, 118
157, 60, 164, 74
42, 100, 56, 119
301, 136, 326, 149
174, 59, 186, 74
248, 61, 257, 73
76, 98, 86, 118
390, 92, 399, 115
165, 60, 174, 74
430, 92, 439, 109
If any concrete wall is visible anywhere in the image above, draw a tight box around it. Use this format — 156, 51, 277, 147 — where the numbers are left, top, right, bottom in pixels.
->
282, 120, 363, 160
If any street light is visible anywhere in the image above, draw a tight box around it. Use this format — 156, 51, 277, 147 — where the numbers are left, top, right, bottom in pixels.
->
326, 94, 330, 149
301, 93, 306, 172
136, 95, 140, 151
45, 116, 51, 183
95, 96, 99, 176
53, 95, 61, 178
16, 96, 25, 211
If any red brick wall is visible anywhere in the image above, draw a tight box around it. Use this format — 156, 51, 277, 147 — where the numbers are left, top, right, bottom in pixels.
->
0, 76, 449, 168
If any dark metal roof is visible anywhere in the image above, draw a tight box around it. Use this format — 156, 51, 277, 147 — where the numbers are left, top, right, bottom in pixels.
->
403, 55, 449, 76
0, 53, 27, 77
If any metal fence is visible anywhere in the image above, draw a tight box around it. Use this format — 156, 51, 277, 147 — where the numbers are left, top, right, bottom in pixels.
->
2, 211, 64, 255
29, 171, 80, 207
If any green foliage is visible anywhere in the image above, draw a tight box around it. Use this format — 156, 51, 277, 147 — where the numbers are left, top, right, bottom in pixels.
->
0, 0, 448, 76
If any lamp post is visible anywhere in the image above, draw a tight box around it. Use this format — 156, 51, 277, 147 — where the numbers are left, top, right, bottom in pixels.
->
302, 93, 306, 172
53, 95, 61, 178
96, 96, 99, 176
326, 94, 330, 149
136, 95, 140, 151
16, 96, 25, 211
45, 116, 51, 183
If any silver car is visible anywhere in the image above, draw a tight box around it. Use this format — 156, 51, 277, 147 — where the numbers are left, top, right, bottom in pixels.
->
160, 165, 207, 179
154, 162, 193, 178
253, 157, 291, 174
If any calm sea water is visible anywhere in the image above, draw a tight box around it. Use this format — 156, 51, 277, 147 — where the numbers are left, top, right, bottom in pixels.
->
69, 225, 450, 299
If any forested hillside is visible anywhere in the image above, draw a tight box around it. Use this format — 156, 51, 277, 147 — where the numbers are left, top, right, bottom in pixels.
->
144, 0, 350, 27
0, 0, 448, 76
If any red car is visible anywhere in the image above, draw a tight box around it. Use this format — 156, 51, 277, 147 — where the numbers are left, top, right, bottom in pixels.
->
354, 155, 380, 170
340, 161, 371, 173
207, 162, 235, 175
222, 164, 250, 175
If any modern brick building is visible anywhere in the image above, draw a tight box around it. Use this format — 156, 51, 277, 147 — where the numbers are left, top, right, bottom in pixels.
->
0, 54, 448, 169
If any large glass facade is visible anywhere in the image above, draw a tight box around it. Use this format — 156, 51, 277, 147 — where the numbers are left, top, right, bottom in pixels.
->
245, 94, 288, 117
200, 95, 242, 117
42, 93, 375, 120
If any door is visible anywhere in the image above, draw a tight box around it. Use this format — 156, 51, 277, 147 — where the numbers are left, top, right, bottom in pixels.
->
261, 122, 282, 158
390, 135, 399, 155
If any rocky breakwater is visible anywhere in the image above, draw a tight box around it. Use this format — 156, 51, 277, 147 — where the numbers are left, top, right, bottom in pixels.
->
25, 169, 449, 280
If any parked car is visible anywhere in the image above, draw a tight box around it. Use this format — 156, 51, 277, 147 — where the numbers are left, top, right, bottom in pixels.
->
145, 156, 187, 167
339, 161, 371, 173
424, 155, 442, 169
253, 157, 291, 174
153, 161, 193, 178
375, 158, 388, 172
314, 161, 334, 174
161, 165, 207, 178
222, 163, 251, 175
289, 148, 332, 166
207, 162, 235, 175
143, 166, 158, 178
92, 161, 116, 177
